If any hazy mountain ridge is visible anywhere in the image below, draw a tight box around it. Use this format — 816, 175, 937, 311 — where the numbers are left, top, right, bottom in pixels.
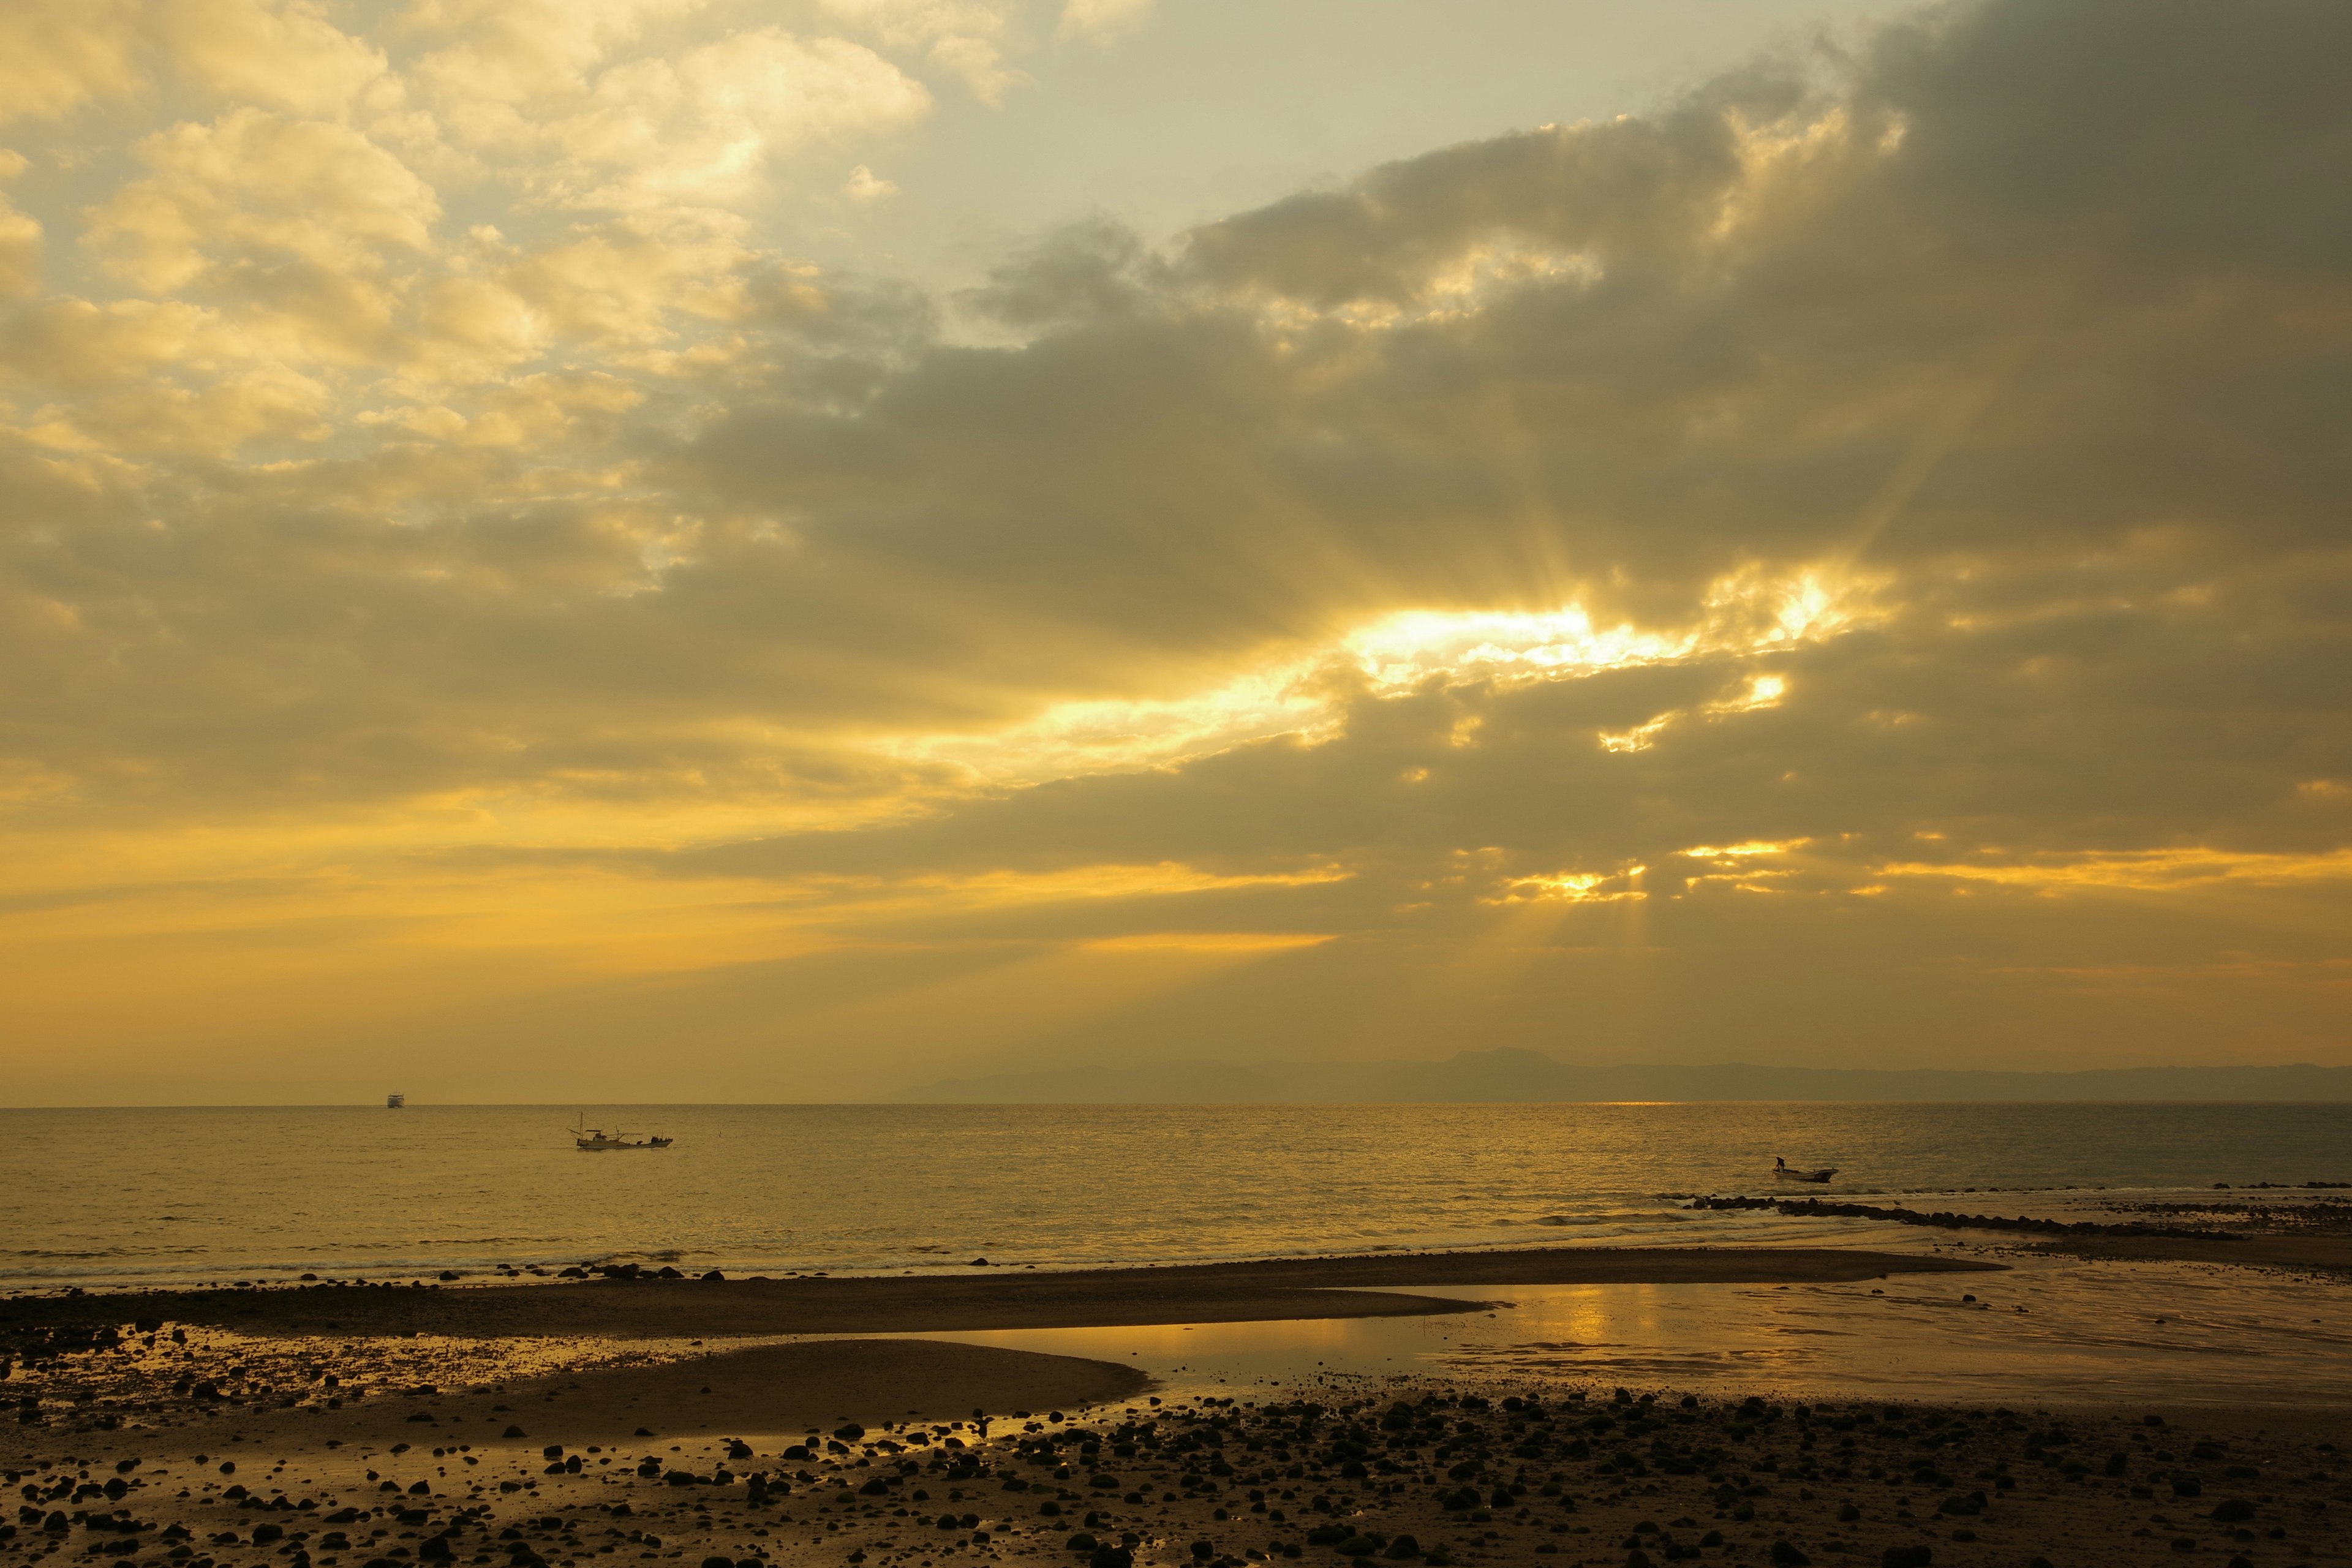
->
894, 1048, 2352, 1104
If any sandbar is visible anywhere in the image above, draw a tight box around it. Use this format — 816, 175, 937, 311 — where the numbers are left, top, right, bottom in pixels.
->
0, 1247, 1999, 1342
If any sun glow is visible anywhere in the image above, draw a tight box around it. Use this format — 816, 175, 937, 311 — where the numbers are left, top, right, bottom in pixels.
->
1680, 840, 1807, 861
1872, 846, 2352, 892
890, 568, 1877, 785
1498, 865, 1649, 903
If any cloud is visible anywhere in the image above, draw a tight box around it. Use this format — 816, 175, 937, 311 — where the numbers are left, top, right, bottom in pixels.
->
549, 29, 932, 209
0, 193, 39, 299
1057, 0, 1152, 43
842, 165, 899, 205
2, 0, 2350, 1092
817, 0, 1021, 105
86, 108, 440, 296
402, 0, 708, 113
0, 0, 143, 126
155, 0, 388, 117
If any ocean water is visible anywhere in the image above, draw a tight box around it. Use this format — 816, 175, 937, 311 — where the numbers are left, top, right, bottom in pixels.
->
2, 1101, 2346, 1289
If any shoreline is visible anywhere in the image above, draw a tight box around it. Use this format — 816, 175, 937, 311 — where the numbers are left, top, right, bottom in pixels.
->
0, 1247, 1998, 1341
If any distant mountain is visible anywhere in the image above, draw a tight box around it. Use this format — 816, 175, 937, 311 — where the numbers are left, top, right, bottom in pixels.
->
892, 1047, 2352, 1104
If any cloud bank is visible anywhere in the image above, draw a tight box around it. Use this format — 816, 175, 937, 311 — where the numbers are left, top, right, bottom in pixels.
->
3, 0, 2349, 1101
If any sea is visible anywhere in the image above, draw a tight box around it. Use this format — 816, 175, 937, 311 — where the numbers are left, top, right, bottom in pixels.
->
6, 1102, 2350, 1406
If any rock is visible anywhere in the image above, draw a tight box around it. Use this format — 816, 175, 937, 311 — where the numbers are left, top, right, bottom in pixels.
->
502, 1426, 527, 1439
702, 1270, 726, 1281
655, 1266, 684, 1280
1383, 1537, 1420, 1560
437, 1271, 459, 1281
2211, 1499, 2256, 1523
968, 1257, 990, 1267
1770, 1543, 1810, 1568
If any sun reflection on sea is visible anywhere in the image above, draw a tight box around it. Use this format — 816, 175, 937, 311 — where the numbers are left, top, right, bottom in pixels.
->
895, 1256, 2352, 1410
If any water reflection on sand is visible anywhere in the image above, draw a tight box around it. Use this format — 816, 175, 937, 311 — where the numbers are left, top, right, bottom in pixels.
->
896, 1248, 2352, 1408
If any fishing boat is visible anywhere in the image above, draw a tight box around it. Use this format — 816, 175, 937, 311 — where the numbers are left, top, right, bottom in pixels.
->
1774, 1156, 1836, 1183
386, 1093, 405, 1109
571, 1114, 673, 1151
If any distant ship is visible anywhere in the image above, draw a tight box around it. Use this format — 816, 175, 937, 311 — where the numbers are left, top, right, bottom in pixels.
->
571, 1114, 673, 1151
386, 1093, 405, 1109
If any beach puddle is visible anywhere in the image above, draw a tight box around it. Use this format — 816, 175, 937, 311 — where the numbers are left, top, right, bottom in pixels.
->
890, 1250, 2352, 1408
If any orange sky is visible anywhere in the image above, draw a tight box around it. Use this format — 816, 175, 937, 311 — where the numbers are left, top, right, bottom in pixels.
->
3, 0, 2350, 1102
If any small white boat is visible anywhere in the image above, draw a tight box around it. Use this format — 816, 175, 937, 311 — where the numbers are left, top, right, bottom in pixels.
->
1774, 1156, 1836, 1183
571, 1114, 673, 1151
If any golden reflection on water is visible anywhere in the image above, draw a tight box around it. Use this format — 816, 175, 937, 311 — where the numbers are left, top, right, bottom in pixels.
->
900, 1257, 2352, 1409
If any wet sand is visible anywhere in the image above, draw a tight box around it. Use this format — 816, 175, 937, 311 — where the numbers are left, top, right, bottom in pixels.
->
1693, 1194, 2352, 1276
0, 1249, 1996, 1343
164, 1341, 1158, 1452
2030, 1234, 2352, 1272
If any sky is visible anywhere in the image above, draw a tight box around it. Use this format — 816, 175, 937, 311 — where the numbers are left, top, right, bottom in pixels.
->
3, 0, 2349, 1105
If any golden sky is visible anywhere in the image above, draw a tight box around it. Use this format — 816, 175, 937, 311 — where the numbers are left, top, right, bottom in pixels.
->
4, 0, 2350, 1104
